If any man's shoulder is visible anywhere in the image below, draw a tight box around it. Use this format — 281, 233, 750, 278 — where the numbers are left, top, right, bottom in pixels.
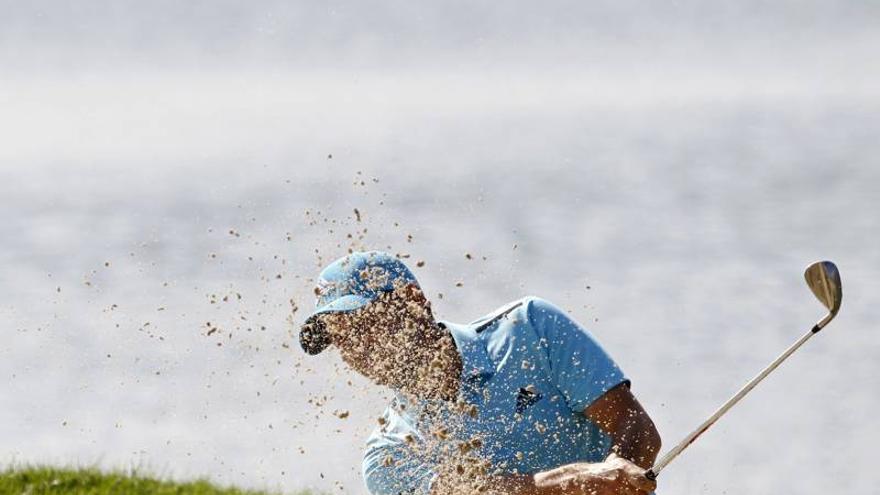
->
468, 296, 527, 331
469, 296, 561, 334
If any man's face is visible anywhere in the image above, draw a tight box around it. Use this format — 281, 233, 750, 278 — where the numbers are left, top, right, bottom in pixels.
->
319, 287, 435, 391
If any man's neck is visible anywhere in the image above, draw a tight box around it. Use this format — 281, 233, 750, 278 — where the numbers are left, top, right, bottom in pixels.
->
403, 321, 462, 402
435, 328, 463, 401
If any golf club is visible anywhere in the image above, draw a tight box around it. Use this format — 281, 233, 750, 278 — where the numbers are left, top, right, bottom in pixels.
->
645, 260, 843, 481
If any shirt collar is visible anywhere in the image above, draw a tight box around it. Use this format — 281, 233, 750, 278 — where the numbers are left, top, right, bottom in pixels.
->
439, 320, 495, 383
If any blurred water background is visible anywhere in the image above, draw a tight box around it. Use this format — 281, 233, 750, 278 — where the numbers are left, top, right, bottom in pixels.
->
2, 2, 879, 493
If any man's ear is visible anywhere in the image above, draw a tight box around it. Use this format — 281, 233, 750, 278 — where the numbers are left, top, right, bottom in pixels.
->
401, 283, 433, 316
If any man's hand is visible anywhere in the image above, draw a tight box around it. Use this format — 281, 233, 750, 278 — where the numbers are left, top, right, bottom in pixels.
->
532, 453, 655, 495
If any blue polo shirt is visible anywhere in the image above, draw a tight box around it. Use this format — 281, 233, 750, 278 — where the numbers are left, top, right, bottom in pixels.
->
362, 296, 629, 494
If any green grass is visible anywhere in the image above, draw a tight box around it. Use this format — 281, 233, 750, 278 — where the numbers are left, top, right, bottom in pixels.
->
0, 466, 322, 495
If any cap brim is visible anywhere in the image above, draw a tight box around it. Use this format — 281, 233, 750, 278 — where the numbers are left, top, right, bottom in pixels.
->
299, 294, 372, 355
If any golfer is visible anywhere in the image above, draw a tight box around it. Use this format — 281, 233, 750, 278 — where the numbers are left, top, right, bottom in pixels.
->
300, 251, 661, 495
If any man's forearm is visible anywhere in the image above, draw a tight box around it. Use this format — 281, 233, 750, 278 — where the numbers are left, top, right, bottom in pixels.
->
431, 471, 559, 495
465, 459, 653, 495
432, 459, 654, 495
495, 473, 555, 495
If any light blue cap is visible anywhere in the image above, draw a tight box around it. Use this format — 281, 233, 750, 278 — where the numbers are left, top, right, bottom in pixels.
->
299, 251, 420, 354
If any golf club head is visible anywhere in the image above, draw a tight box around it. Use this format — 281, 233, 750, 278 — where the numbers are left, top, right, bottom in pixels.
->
804, 261, 842, 329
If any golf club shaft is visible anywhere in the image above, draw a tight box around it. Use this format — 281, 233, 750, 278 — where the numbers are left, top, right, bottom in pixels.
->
646, 319, 829, 480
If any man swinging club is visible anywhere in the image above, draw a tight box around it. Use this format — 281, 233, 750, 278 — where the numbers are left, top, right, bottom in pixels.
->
299, 251, 661, 494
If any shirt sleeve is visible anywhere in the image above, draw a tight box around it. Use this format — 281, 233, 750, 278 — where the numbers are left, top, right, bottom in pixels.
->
362, 404, 437, 495
525, 297, 629, 413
